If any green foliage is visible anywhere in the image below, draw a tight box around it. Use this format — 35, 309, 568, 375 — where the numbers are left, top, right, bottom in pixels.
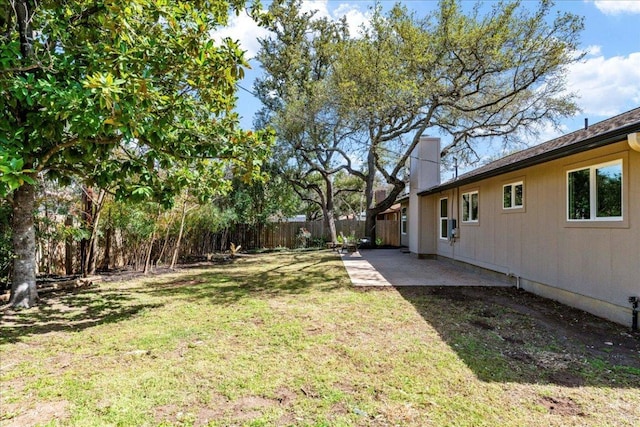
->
256, 0, 583, 243
107, 200, 158, 246
226, 172, 301, 225
0, 152, 36, 195
1, 0, 273, 303
255, 0, 354, 232
334, 0, 584, 163
0, 0, 273, 203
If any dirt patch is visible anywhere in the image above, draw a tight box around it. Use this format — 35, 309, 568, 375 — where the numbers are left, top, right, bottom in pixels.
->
328, 401, 350, 419
396, 286, 640, 388
538, 395, 585, 416
470, 319, 494, 330
400, 286, 640, 366
547, 370, 586, 387
274, 387, 297, 406
153, 393, 290, 426
1, 400, 69, 427
195, 407, 226, 426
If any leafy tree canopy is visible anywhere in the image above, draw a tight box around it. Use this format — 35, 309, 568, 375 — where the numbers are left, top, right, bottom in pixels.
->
253, 0, 584, 243
0, 0, 273, 202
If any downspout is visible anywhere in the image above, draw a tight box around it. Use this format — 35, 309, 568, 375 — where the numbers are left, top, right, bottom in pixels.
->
507, 273, 521, 289
630, 297, 639, 332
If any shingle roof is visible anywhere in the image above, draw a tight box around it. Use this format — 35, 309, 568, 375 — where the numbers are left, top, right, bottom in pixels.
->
419, 107, 640, 195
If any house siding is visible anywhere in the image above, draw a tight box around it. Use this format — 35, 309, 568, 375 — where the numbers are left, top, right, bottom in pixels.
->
424, 140, 638, 325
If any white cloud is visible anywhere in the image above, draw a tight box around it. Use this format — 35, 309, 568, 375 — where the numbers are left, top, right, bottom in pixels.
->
210, 10, 270, 60
334, 4, 371, 36
299, 0, 331, 18
566, 52, 640, 116
211, 3, 369, 59
584, 45, 602, 57
299, 1, 370, 37
592, 0, 640, 15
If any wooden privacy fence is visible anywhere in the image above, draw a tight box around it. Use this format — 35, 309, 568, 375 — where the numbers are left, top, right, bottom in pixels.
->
181, 219, 366, 257
249, 219, 365, 249
376, 220, 400, 246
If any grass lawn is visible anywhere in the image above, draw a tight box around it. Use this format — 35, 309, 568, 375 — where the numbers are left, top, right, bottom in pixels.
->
1, 251, 638, 426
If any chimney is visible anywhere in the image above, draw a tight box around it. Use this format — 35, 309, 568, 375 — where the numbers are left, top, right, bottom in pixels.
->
374, 189, 387, 204
408, 136, 440, 255
410, 136, 441, 191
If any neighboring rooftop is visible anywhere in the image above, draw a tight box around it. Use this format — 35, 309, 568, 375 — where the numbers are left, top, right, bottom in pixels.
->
419, 107, 640, 195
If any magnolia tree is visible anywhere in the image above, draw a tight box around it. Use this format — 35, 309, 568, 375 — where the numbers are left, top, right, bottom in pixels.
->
0, 0, 273, 308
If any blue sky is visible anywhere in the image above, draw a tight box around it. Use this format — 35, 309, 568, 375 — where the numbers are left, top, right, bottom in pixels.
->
217, 0, 640, 161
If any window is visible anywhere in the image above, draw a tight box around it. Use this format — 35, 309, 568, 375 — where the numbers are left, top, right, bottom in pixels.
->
462, 191, 478, 222
401, 207, 407, 234
439, 198, 448, 239
567, 160, 622, 221
503, 182, 524, 209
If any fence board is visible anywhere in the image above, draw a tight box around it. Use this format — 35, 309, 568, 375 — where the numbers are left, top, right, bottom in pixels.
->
376, 220, 400, 246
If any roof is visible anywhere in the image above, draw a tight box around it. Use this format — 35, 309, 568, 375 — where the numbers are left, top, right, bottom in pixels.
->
379, 203, 401, 215
419, 107, 640, 196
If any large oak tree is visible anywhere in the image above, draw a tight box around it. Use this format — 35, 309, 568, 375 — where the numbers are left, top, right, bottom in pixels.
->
333, 0, 583, 242
254, 0, 359, 244
253, 0, 584, 244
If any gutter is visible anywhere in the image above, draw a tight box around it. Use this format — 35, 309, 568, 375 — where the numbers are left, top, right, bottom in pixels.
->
418, 122, 640, 196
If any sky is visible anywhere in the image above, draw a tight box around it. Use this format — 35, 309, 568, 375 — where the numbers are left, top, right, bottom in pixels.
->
217, 0, 640, 165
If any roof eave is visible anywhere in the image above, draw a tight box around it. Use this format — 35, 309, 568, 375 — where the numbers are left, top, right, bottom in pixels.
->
418, 123, 640, 196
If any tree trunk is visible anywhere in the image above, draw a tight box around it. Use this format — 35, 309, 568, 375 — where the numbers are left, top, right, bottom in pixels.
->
80, 187, 93, 276
365, 210, 377, 247
102, 225, 111, 271
100, 206, 112, 271
170, 199, 187, 269
8, 182, 38, 308
157, 213, 174, 265
326, 210, 337, 244
365, 181, 405, 248
65, 215, 73, 275
85, 189, 105, 276
143, 229, 157, 274
321, 177, 338, 244
364, 149, 377, 244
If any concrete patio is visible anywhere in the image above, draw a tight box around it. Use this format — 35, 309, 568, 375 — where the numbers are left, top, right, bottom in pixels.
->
341, 249, 512, 287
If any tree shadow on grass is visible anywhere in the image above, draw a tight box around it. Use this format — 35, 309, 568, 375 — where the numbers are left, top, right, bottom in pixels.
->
0, 287, 162, 345
143, 254, 348, 305
395, 286, 640, 389
0, 252, 345, 344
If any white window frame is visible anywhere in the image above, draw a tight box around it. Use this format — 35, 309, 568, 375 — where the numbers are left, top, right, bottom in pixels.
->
439, 198, 448, 240
503, 181, 524, 210
461, 191, 479, 223
401, 207, 407, 234
566, 159, 623, 222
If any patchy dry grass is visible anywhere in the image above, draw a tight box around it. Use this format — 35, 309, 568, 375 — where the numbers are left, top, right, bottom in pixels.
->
1, 251, 638, 426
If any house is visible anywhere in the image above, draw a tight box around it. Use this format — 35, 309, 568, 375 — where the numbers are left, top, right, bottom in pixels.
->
406, 108, 640, 327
